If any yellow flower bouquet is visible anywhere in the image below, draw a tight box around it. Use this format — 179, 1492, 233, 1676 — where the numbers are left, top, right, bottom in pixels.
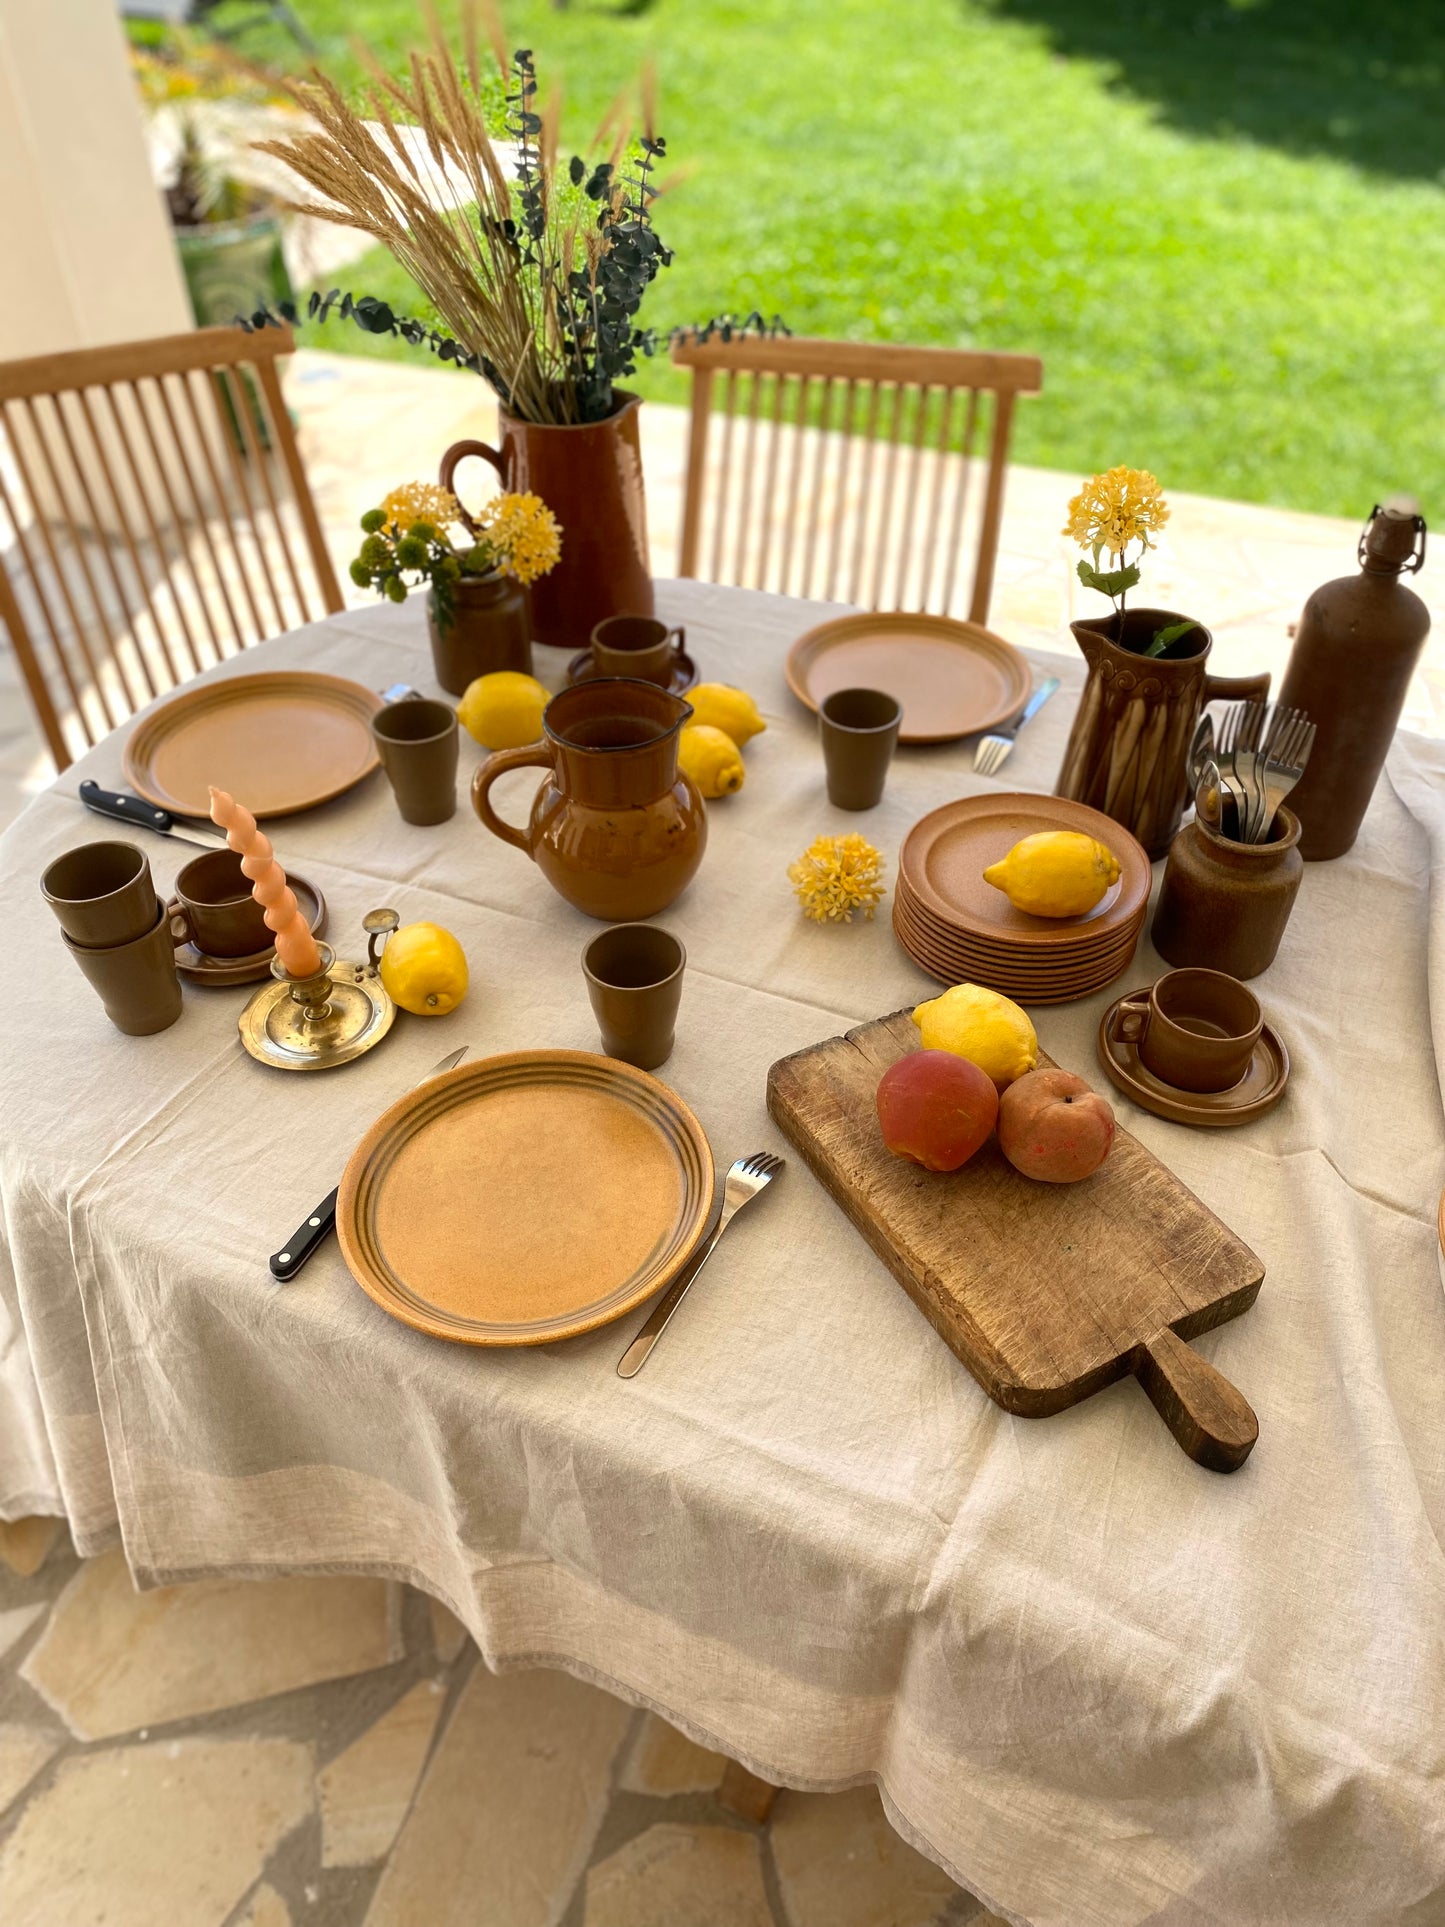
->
350, 483, 561, 632
1063, 466, 1192, 659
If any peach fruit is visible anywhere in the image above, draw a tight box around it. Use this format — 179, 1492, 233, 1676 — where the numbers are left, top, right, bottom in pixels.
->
877, 1050, 999, 1173
997, 1067, 1115, 1183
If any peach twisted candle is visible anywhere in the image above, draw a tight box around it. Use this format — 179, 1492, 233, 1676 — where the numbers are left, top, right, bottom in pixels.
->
207, 786, 322, 979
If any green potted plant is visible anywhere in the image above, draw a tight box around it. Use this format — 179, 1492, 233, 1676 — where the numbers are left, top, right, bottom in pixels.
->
349, 480, 561, 694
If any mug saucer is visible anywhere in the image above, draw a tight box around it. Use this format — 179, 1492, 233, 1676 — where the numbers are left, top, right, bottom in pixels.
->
1096, 993, 1289, 1127
566, 646, 699, 694
171, 876, 326, 986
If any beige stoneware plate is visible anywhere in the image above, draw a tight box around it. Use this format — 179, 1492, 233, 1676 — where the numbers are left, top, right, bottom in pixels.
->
124, 671, 382, 819
337, 1051, 715, 1346
785, 612, 1030, 744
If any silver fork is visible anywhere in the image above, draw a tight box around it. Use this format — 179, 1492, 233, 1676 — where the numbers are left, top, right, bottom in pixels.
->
1214, 701, 1265, 839
617, 1152, 783, 1378
973, 677, 1060, 776
1257, 714, 1315, 835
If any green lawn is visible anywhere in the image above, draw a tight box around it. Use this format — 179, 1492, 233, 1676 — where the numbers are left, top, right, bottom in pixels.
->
225, 0, 1445, 522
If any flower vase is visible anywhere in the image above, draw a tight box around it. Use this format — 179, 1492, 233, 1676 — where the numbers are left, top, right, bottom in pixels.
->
426, 572, 532, 697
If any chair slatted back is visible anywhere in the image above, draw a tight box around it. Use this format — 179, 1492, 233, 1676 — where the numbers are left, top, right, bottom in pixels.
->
0, 325, 342, 769
672, 336, 1042, 625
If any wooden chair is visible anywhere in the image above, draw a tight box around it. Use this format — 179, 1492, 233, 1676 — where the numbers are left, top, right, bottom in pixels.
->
672, 335, 1042, 624
0, 324, 342, 769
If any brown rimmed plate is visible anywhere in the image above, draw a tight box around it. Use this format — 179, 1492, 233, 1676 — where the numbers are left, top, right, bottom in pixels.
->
900, 794, 1151, 945
567, 646, 699, 695
893, 878, 1144, 969
891, 916, 1142, 990
896, 934, 1138, 1003
124, 671, 382, 819
1097, 996, 1290, 1127
337, 1051, 714, 1346
785, 613, 1030, 745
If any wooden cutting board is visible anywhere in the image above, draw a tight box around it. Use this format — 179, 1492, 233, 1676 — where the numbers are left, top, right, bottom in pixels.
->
767, 1010, 1265, 1470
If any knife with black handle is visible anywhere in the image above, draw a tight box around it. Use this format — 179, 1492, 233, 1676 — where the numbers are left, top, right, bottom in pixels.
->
77, 780, 231, 851
268, 1045, 470, 1281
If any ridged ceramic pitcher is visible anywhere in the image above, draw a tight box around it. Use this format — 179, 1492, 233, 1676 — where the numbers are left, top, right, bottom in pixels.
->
1054, 609, 1269, 860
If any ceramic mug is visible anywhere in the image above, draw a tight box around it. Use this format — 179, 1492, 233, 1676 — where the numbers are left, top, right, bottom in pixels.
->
582, 923, 686, 1070
62, 901, 183, 1035
1107, 968, 1262, 1094
168, 850, 272, 959
591, 615, 685, 688
819, 687, 903, 810
372, 697, 460, 826
42, 841, 156, 948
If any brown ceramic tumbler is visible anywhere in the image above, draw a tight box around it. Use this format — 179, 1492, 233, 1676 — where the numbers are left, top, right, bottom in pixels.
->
42, 841, 156, 948
591, 616, 685, 688
819, 688, 903, 810
582, 923, 685, 1071
372, 698, 460, 826
168, 849, 272, 957
62, 904, 183, 1035
1107, 968, 1262, 1094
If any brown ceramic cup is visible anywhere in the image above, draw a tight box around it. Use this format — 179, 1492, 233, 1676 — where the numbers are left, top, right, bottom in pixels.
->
582, 923, 686, 1071
372, 697, 460, 826
819, 687, 903, 810
62, 900, 183, 1035
1107, 968, 1262, 1094
42, 841, 156, 948
167, 849, 272, 958
591, 616, 686, 688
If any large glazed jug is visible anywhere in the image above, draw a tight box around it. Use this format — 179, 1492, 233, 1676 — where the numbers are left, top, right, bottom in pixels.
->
472, 679, 705, 920
1054, 608, 1270, 860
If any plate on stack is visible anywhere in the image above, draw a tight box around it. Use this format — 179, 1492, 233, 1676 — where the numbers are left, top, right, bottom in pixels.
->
894, 794, 1151, 1003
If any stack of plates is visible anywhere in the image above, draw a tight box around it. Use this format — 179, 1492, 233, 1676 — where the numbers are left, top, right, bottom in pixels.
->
894, 794, 1151, 1005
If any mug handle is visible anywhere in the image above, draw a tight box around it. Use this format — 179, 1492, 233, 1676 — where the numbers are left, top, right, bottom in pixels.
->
166, 897, 194, 948
1107, 993, 1151, 1049
667, 625, 686, 656
438, 439, 507, 539
471, 742, 553, 858
1203, 670, 1271, 706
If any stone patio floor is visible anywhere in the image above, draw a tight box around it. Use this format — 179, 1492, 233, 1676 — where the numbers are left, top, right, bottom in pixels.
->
2, 349, 1440, 1922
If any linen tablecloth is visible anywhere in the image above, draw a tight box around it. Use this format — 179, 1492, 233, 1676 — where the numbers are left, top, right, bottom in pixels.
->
2, 582, 1443, 1927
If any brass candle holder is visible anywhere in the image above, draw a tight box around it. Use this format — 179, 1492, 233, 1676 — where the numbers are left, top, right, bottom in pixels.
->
238, 916, 398, 1072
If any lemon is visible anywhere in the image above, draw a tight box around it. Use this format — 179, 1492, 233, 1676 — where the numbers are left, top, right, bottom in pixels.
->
686, 683, 767, 747
983, 831, 1120, 919
379, 921, 469, 1016
457, 671, 548, 749
912, 983, 1038, 1089
678, 723, 745, 799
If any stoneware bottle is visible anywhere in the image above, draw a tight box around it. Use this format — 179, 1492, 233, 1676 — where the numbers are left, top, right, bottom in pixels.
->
1276, 503, 1429, 861
1151, 806, 1303, 981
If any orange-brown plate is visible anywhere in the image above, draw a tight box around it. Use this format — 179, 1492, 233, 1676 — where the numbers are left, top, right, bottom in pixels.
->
893, 880, 1143, 970
337, 1051, 714, 1346
785, 613, 1030, 744
125, 671, 382, 819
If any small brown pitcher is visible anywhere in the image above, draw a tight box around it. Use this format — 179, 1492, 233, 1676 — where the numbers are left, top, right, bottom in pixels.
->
472, 678, 705, 920
1055, 609, 1270, 858
1151, 806, 1303, 980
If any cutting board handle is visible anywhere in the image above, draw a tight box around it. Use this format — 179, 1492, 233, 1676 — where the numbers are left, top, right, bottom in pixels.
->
1135, 1328, 1258, 1472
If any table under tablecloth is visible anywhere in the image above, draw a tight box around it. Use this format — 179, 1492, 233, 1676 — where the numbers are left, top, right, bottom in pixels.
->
1, 582, 1443, 1926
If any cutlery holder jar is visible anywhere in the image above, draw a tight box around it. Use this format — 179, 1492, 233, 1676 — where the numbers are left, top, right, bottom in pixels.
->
1151, 805, 1302, 981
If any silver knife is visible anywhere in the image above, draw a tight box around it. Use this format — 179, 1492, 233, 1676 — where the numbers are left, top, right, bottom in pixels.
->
77, 780, 232, 852
268, 1046, 470, 1281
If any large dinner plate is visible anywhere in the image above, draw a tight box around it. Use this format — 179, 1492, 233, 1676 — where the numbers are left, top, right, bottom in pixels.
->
124, 671, 382, 818
784, 612, 1030, 745
337, 1051, 715, 1346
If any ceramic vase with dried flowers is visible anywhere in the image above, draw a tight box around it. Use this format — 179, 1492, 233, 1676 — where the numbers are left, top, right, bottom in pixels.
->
350, 481, 560, 695
243, 7, 782, 648
1054, 466, 1268, 858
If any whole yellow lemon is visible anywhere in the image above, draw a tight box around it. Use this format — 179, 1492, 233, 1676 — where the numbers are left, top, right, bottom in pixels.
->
983, 832, 1120, 919
678, 723, 745, 799
457, 671, 548, 749
379, 921, 469, 1016
912, 983, 1037, 1089
686, 683, 767, 747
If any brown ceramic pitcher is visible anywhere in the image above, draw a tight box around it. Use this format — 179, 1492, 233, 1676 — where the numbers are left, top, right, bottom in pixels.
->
471, 679, 706, 920
1055, 609, 1270, 859
440, 391, 653, 653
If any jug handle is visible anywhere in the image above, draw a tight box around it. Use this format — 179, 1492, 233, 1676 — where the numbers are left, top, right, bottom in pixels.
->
438, 439, 507, 540
471, 742, 552, 857
1203, 670, 1271, 706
